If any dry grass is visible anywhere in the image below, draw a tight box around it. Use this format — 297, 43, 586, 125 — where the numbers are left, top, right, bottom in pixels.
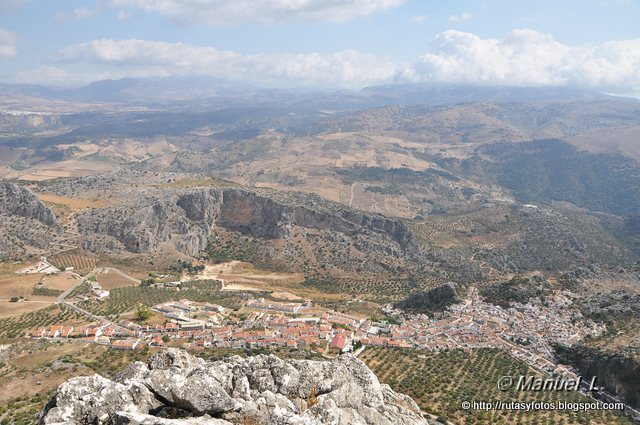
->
0, 274, 42, 299
40, 272, 78, 291
96, 269, 138, 290
306, 385, 318, 409
238, 416, 263, 425
0, 301, 55, 318
36, 193, 109, 209
12, 343, 86, 369
0, 343, 106, 403
0, 369, 88, 402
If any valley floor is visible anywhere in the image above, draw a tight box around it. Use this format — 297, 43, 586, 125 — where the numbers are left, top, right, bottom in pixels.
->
1, 259, 636, 424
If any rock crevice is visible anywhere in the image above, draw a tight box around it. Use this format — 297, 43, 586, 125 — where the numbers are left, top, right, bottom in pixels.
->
40, 349, 429, 425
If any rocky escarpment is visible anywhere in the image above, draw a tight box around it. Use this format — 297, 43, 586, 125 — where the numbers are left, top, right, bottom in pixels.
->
217, 189, 416, 249
395, 282, 462, 313
0, 111, 61, 131
0, 181, 61, 260
0, 182, 58, 226
555, 345, 640, 408
40, 349, 430, 425
75, 185, 480, 286
76, 187, 416, 256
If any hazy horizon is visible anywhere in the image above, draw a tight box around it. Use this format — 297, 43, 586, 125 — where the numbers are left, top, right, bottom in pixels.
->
0, 0, 639, 97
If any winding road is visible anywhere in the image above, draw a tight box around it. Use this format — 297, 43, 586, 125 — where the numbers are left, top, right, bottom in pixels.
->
56, 268, 104, 322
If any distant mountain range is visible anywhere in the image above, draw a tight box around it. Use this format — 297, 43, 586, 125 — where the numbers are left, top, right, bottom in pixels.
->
0, 77, 630, 109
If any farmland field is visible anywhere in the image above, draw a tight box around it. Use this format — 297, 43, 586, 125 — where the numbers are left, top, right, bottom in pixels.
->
76, 280, 243, 317
40, 272, 78, 291
0, 301, 55, 319
0, 274, 42, 300
0, 305, 85, 338
48, 255, 97, 275
359, 347, 632, 425
95, 269, 138, 290
36, 193, 109, 209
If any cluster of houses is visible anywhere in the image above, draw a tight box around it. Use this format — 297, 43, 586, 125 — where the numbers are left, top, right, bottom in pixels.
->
182, 307, 367, 352
31, 298, 368, 353
376, 288, 606, 371
33, 323, 145, 350
31, 288, 601, 376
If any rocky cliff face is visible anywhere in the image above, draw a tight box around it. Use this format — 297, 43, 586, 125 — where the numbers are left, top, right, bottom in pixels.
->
76, 187, 416, 257
554, 345, 640, 408
40, 349, 430, 425
0, 182, 60, 260
0, 182, 58, 227
75, 185, 479, 286
0, 111, 61, 131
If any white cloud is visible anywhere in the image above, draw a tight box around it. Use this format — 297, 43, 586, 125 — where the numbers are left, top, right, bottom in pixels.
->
404, 29, 640, 95
109, 0, 404, 24
49, 30, 640, 95
55, 6, 98, 23
0, 28, 17, 58
409, 15, 428, 23
56, 39, 397, 87
448, 12, 473, 23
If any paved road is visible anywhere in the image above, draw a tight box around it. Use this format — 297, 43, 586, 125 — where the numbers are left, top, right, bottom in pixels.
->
60, 300, 104, 322
57, 268, 104, 322
56, 266, 143, 323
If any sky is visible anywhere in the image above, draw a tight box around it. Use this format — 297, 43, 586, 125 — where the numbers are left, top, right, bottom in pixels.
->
0, 0, 639, 95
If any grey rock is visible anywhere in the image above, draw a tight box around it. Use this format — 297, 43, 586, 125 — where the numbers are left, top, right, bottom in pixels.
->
0, 181, 63, 260
41, 349, 429, 425
40, 374, 161, 425
114, 412, 230, 424
75, 187, 417, 259
145, 369, 239, 415
0, 182, 58, 227
147, 347, 205, 371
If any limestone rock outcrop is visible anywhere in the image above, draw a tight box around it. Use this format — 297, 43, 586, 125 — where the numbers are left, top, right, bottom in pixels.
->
0, 182, 58, 227
75, 187, 416, 257
0, 181, 61, 260
396, 281, 462, 313
40, 349, 429, 425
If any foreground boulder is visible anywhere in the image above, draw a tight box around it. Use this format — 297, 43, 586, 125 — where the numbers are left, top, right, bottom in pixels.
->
40, 349, 429, 425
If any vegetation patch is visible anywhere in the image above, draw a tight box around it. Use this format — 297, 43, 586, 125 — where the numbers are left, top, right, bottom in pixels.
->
360, 347, 632, 425
76, 280, 243, 317
0, 305, 83, 339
